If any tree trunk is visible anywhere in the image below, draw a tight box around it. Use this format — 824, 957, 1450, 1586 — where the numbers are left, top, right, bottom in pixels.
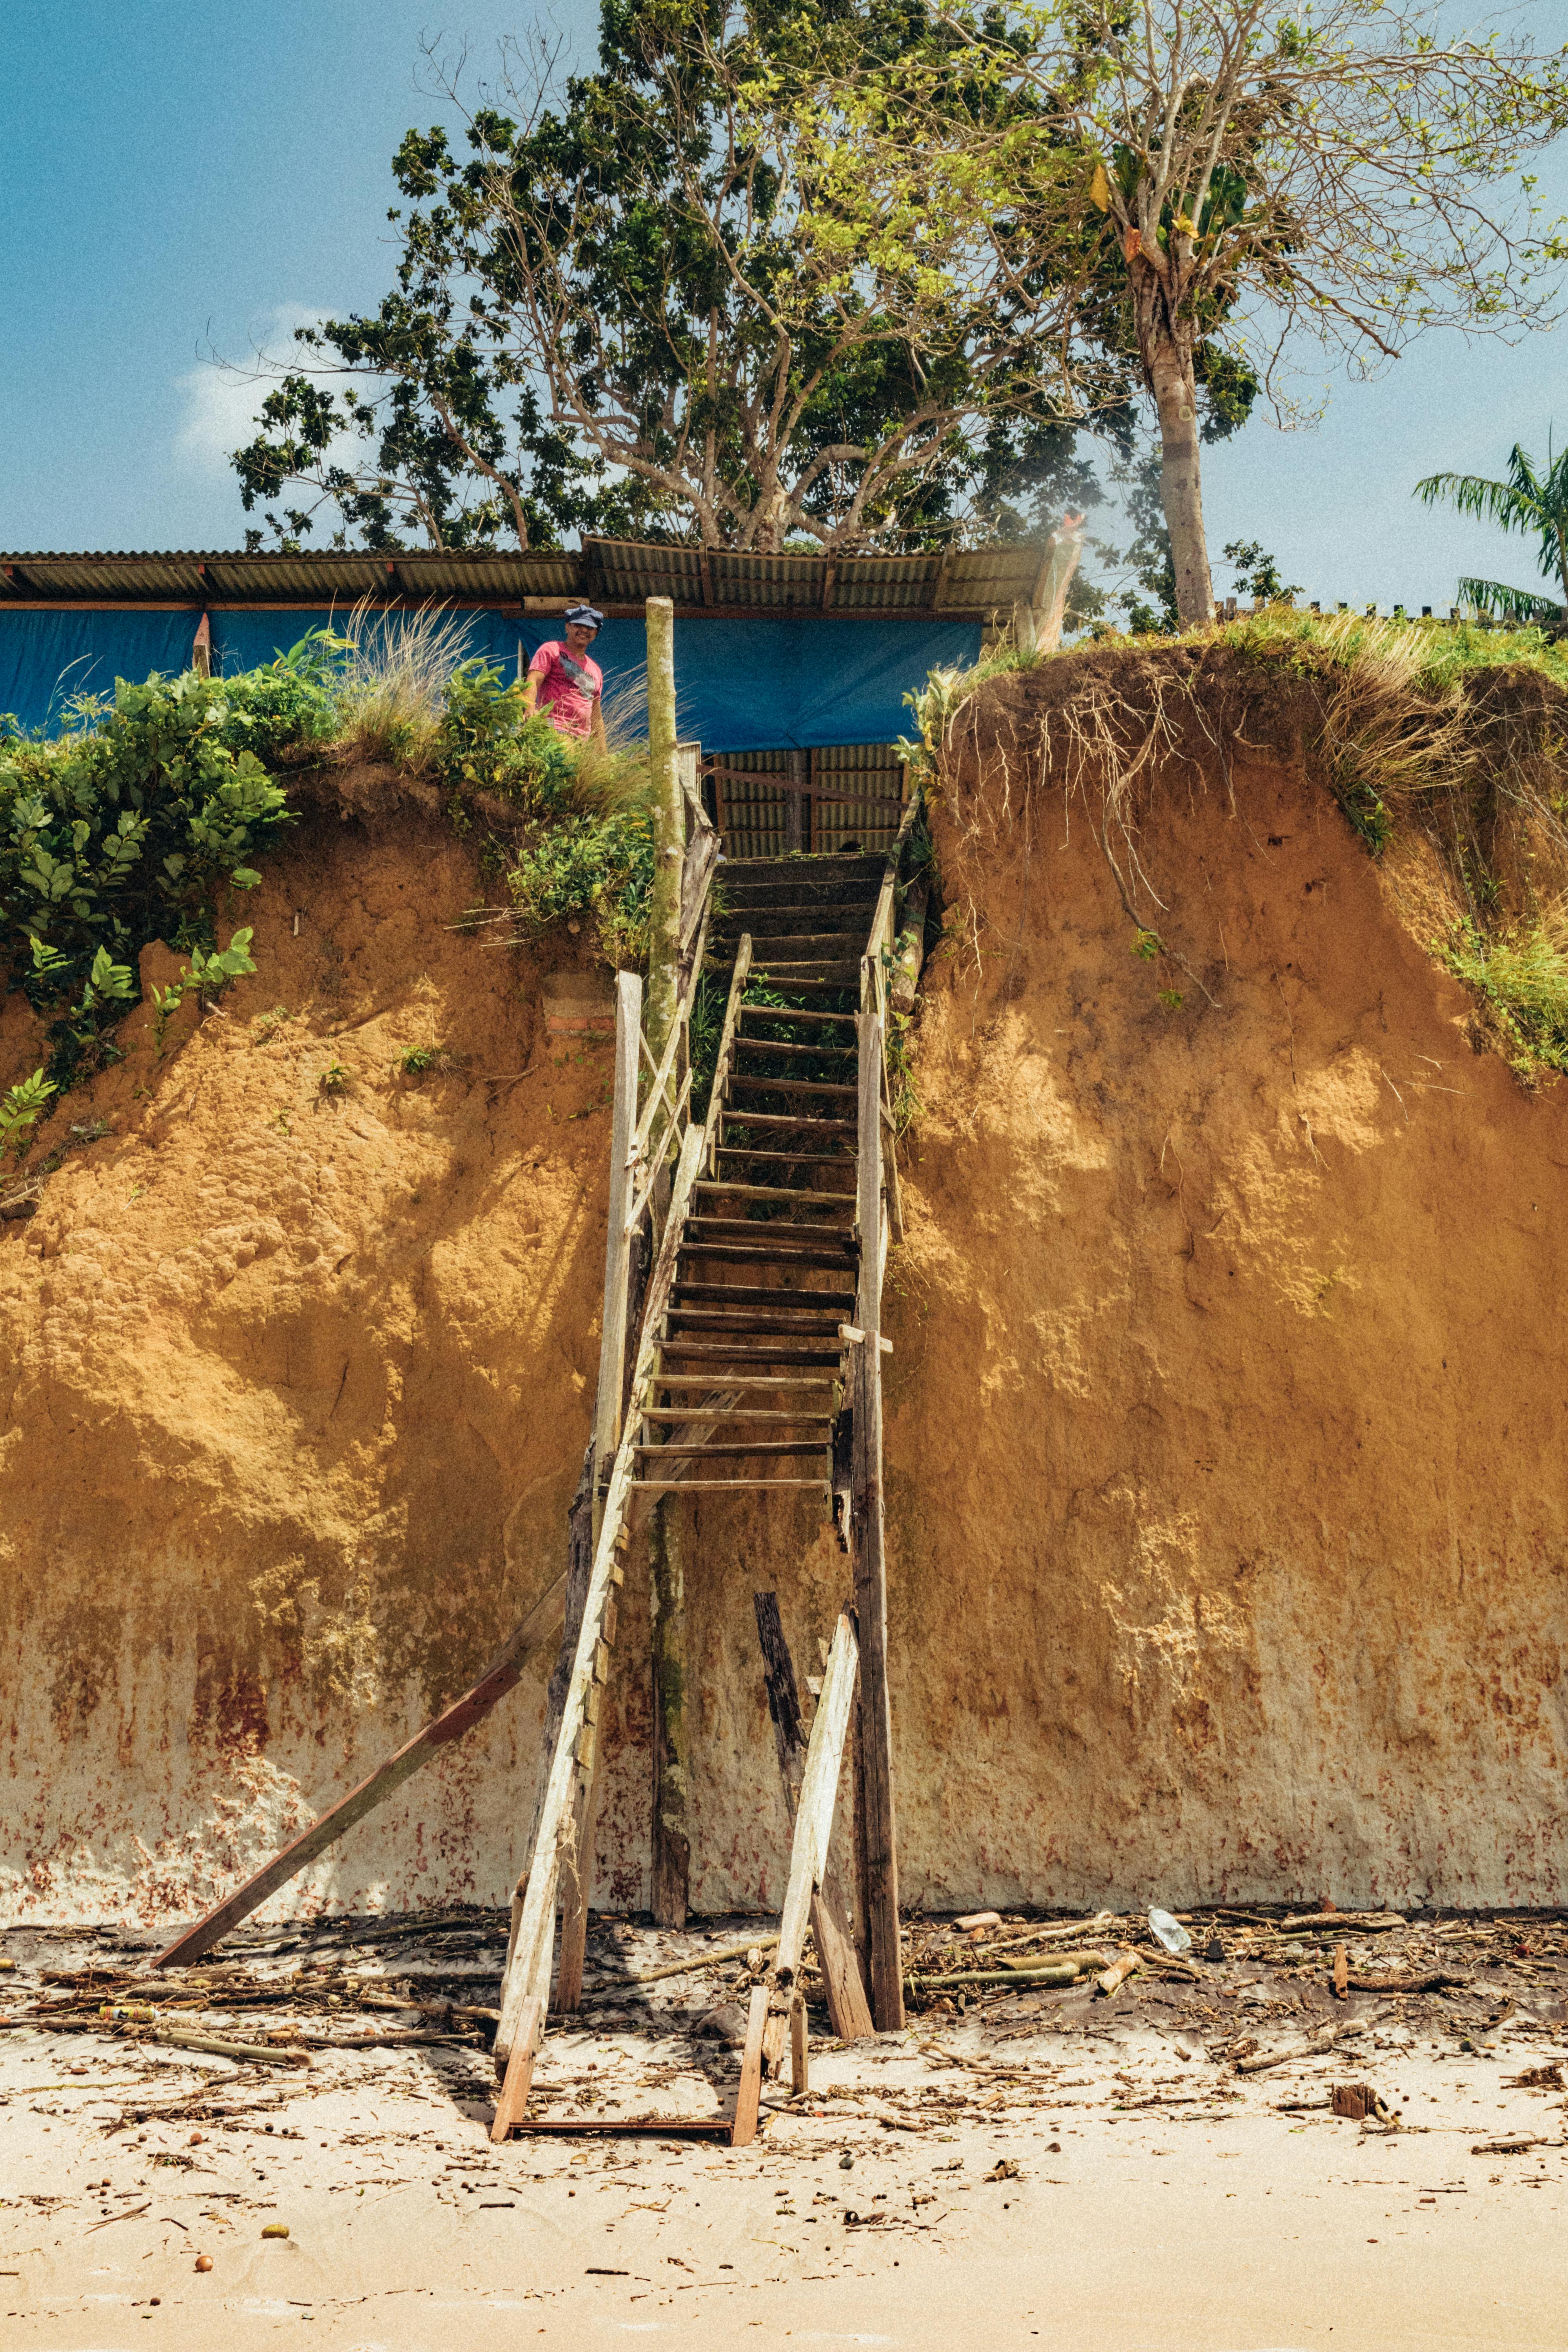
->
1132, 260, 1213, 630
1149, 336, 1212, 628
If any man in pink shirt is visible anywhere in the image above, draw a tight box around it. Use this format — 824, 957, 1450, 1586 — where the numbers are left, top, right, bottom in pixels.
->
523, 604, 606, 745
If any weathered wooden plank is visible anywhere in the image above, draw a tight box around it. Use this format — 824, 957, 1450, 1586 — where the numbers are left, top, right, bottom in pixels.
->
753, 1593, 873, 2048
851, 1007, 904, 2031
730, 1983, 770, 2149
153, 1573, 567, 1971
593, 973, 642, 1485
775, 1612, 858, 1985
490, 1996, 544, 2142
648, 1495, 690, 1929
495, 1127, 706, 2065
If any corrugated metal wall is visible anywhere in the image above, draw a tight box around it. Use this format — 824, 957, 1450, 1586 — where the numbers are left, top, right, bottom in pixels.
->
705, 743, 906, 860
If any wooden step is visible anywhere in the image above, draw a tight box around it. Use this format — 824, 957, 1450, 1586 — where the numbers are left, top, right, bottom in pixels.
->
678, 1241, 859, 1272
653, 1355, 846, 1374
630, 1430, 827, 1449
732, 1036, 855, 1062
630, 1478, 830, 1493
718, 853, 885, 878
713, 1109, 855, 1134
732, 930, 869, 957
642, 1406, 836, 1424
653, 1372, 837, 1390
673, 1283, 855, 1309
737, 1006, 858, 1029
714, 1146, 852, 1169
694, 1178, 855, 1205
714, 904, 875, 937
726, 1076, 859, 1103
740, 970, 861, 990
685, 1215, 858, 1246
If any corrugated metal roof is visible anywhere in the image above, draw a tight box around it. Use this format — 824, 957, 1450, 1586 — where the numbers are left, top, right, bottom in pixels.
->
0, 538, 1045, 618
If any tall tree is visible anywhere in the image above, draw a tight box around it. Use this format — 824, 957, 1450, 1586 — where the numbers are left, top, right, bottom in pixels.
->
793, 0, 1568, 622
1416, 439, 1568, 625
232, 1, 1118, 553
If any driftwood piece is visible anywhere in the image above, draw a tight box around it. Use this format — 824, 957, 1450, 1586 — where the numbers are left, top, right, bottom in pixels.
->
154, 1571, 568, 1971
753, 1592, 873, 2049
1095, 1951, 1141, 1996
1236, 2021, 1365, 2075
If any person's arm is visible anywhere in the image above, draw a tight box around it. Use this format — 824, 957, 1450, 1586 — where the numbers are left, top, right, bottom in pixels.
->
590, 693, 606, 750
521, 673, 539, 717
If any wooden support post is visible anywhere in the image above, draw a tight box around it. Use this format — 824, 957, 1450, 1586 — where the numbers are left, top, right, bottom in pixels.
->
646, 597, 681, 1065
490, 1994, 543, 2142
768, 1610, 859, 2059
753, 1592, 873, 2047
786, 747, 807, 854
551, 973, 641, 2011
731, 1982, 769, 2149
495, 1129, 705, 2067
595, 974, 643, 1508
553, 1574, 621, 2014
154, 1572, 567, 1971
851, 1009, 904, 2030
790, 1993, 809, 2094
649, 1495, 690, 1929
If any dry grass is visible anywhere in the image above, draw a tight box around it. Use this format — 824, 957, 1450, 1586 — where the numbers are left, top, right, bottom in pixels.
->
918, 610, 1568, 1078
329, 596, 485, 769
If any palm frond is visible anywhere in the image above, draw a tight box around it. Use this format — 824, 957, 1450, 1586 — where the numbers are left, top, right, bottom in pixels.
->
1415, 469, 1545, 535
1458, 576, 1563, 626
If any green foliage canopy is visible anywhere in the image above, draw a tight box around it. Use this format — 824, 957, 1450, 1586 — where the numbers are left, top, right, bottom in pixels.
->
231, 0, 1130, 555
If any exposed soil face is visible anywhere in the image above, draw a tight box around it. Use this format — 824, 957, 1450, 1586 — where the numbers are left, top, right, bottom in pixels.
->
873, 659, 1568, 1909
4, 664, 1567, 1928
0, 775, 630, 1925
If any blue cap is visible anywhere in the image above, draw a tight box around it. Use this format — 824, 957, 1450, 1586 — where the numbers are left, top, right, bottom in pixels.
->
564, 603, 604, 632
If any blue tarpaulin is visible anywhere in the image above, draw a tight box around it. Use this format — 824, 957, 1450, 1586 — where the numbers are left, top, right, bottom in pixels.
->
0, 604, 980, 751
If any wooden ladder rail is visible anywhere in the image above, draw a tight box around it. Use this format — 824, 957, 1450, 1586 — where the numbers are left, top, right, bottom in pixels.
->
843, 786, 921, 2033
492, 936, 755, 2092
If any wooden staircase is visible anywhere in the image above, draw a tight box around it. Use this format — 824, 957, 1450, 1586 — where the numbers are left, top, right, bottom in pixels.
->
632, 853, 885, 1504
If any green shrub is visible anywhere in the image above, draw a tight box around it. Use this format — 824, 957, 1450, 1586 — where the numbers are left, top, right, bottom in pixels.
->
1, 1068, 56, 1163
439, 662, 581, 815
504, 808, 654, 965
1, 670, 295, 1078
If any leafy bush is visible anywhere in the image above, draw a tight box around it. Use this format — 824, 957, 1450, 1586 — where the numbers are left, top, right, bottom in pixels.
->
438, 661, 582, 816
1, 1068, 56, 1163
504, 808, 654, 965
0, 666, 301, 1079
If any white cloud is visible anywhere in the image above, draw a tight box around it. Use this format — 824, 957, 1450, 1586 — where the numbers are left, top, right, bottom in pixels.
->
174, 305, 352, 479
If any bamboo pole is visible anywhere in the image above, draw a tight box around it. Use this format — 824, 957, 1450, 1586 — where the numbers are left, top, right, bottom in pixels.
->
645, 597, 681, 1065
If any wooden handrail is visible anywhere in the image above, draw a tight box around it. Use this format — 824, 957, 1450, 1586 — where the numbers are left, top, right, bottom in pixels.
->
701, 932, 753, 1172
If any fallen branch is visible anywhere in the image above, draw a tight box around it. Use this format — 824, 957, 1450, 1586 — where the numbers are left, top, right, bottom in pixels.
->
577, 1934, 780, 2002
1236, 2022, 1364, 2075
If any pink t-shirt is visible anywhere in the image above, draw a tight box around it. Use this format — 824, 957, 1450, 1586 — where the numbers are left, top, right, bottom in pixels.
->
529, 641, 603, 738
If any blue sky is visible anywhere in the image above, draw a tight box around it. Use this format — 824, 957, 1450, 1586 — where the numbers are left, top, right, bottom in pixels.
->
2, 0, 1565, 614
